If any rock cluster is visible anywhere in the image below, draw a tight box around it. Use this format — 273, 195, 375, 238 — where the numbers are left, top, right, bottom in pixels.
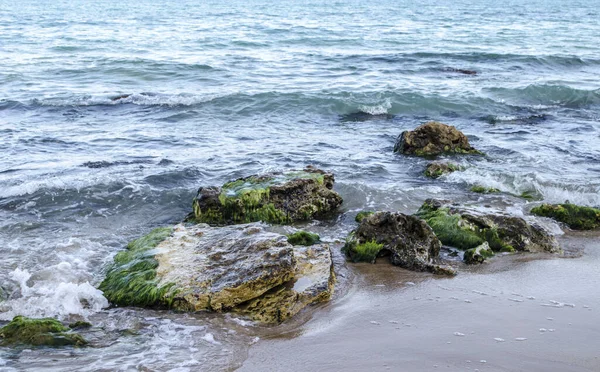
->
416, 199, 561, 264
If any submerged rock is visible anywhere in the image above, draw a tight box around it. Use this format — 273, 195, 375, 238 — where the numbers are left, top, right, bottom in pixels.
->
394, 121, 480, 156
416, 199, 561, 255
0, 316, 87, 347
69, 321, 92, 330
343, 211, 456, 275
99, 223, 334, 323
463, 242, 494, 264
191, 167, 343, 225
470, 185, 500, 194
424, 162, 461, 179
531, 203, 600, 230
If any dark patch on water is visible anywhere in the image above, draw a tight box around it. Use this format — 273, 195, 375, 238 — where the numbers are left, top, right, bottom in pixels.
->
143, 167, 206, 188
81, 160, 154, 169
443, 67, 478, 75
158, 159, 174, 166
339, 112, 395, 122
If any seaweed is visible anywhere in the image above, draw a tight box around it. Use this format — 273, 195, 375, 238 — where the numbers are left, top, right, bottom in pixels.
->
287, 231, 320, 246
99, 227, 177, 307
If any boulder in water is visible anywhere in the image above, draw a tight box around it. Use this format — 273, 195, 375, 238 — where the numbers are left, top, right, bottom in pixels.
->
416, 199, 561, 255
191, 167, 343, 225
394, 122, 480, 156
343, 211, 456, 275
99, 223, 334, 323
0, 316, 87, 347
531, 203, 600, 230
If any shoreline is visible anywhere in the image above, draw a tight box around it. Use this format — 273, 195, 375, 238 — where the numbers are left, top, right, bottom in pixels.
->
238, 232, 600, 371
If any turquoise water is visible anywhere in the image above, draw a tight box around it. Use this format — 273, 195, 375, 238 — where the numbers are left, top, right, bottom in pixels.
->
1, 0, 599, 370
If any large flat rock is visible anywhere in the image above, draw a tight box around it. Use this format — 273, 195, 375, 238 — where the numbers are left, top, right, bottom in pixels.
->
100, 223, 334, 323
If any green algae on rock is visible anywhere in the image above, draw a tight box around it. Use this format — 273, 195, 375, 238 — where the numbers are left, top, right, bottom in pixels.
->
344, 240, 384, 263
344, 211, 456, 275
98, 223, 334, 323
191, 167, 343, 225
463, 242, 494, 264
470, 185, 500, 194
531, 203, 600, 230
394, 121, 481, 157
287, 230, 320, 246
99, 226, 176, 308
416, 199, 561, 254
0, 316, 87, 347
355, 210, 374, 223
424, 162, 461, 178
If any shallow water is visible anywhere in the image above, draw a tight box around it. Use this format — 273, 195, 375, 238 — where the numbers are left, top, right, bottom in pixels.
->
1, 0, 599, 370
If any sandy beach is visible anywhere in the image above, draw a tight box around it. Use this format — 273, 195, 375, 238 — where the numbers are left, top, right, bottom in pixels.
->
239, 232, 600, 371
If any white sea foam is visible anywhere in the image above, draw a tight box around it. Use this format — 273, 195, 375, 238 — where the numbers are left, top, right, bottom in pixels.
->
0, 267, 108, 321
358, 98, 392, 115
446, 168, 600, 207
201, 333, 222, 345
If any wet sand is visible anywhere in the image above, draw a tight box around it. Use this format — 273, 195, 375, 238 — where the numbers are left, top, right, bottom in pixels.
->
239, 233, 600, 371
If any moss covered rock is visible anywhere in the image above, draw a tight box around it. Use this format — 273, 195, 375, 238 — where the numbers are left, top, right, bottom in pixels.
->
344, 211, 456, 275
470, 185, 500, 194
355, 210, 374, 223
463, 242, 494, 264
287, 231, 320, 246
99, 223, 334, 323
191, 167, 343, 225
416, 199, 561, 254
424, 162, 461, 178
531, 203, 600, 230
0, 316, 87, 347
394, 122, 481, 157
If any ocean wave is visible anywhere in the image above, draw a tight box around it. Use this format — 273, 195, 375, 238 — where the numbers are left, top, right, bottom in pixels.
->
13, 90, 521, 118
486, 84, 600, 108
446, 168, 600, 207
353, 52, 600, 68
